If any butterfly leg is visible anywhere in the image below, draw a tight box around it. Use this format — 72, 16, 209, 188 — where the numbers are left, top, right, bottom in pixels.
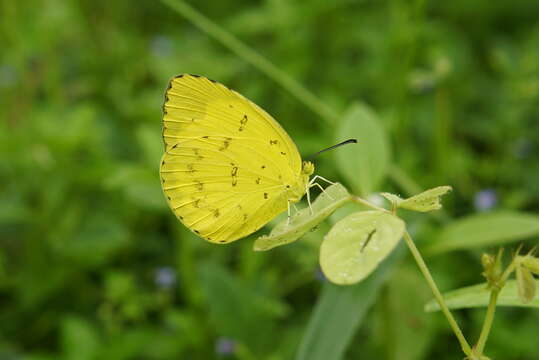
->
306, 185, 313, 215
287, 200, 291, 226
309, 175, 334, 186
308, 182, 335, 201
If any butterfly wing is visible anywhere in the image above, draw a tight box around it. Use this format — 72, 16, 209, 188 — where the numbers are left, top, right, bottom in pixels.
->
160, 74, 303, 243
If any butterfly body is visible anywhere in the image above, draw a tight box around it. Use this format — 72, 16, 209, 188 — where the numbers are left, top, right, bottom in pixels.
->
160, 74, 314, 243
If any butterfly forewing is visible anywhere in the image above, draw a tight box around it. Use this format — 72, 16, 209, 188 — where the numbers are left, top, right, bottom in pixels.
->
160, 74, 305, 243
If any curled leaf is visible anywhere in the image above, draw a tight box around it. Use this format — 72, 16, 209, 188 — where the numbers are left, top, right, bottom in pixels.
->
380, 193, 404, 207
253, 183, 350, 251
398, 186, 452, 212
381, 186, 452, 213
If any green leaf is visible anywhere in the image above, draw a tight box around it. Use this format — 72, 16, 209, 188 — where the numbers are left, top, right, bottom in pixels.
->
61, 316, 100, 360
376, 266, 437, 360
105, 164, 166, 211
382, 186, 452, 212
335, 103, 391, 196
425, 279, 539, 312
136, 124, 163, 166
425, 211, 539, 254
320, 211, 405, 285
253, 183, 350, 251
58, 214, 129, 267
296, 247, 402, 360
198, 262, 288, 348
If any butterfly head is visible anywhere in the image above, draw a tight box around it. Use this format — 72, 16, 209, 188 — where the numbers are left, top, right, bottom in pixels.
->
301, 161, 315, 177
285, 161, 314, 203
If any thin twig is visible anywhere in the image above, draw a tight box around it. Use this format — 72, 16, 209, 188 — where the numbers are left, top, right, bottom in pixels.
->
160, 0, 338, 124
403, 231, 472, 356
474, 289, 499, 356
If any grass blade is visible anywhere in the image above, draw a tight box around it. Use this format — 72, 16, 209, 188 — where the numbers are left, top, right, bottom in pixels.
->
295, 247, 402, 360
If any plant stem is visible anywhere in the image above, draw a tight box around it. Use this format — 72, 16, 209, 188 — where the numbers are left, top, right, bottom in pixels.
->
160, 0, 338, 125
350, 195, 388, 213
474, 289, 499, 356
500, 260, 517, 284
402, 231, 472, 356
352, 197, 471, 355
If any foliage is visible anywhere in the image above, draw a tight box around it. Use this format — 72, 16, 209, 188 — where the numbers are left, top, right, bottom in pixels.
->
1, 0, 539, 359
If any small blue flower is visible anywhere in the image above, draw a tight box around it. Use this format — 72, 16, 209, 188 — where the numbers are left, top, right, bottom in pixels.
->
150, 35, 173, 57
215, 337, 236, 356
315, 268, 327, 282
474, 189, 497, 212
0, 65, 17, 88
513, 138, 534, 159
154, 267, 176, 289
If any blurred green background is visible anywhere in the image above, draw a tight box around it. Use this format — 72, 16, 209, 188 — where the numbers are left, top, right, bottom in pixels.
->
1, 0, 539, 359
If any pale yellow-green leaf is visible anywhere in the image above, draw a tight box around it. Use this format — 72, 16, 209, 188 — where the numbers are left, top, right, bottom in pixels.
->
425, 280, 539, 312
517, 264, 536, 304
397, 186, 452, 212
380, 192, 404, 207
522, 256, 539, 276
320, 211, 405, 285
426, 211, 539, 254
253, 183, 350, 251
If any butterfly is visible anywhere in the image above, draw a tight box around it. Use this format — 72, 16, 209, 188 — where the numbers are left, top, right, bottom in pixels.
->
160, 74, 321, 244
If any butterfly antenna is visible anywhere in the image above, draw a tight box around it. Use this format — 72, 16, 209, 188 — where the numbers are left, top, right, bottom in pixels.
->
306, 139, 357, 160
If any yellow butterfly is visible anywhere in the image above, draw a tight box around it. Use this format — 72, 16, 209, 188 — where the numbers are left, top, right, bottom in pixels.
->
160, 74, 318, 244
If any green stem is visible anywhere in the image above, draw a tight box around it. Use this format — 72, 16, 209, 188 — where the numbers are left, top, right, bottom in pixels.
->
474, 289, 499, 356
350, 195, 388, 213
160, 0, 338, 125
403, 231, 472, 356
500, 260, 517, 284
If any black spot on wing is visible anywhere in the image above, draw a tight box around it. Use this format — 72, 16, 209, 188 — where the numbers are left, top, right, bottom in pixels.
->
239, 114, 248, 132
